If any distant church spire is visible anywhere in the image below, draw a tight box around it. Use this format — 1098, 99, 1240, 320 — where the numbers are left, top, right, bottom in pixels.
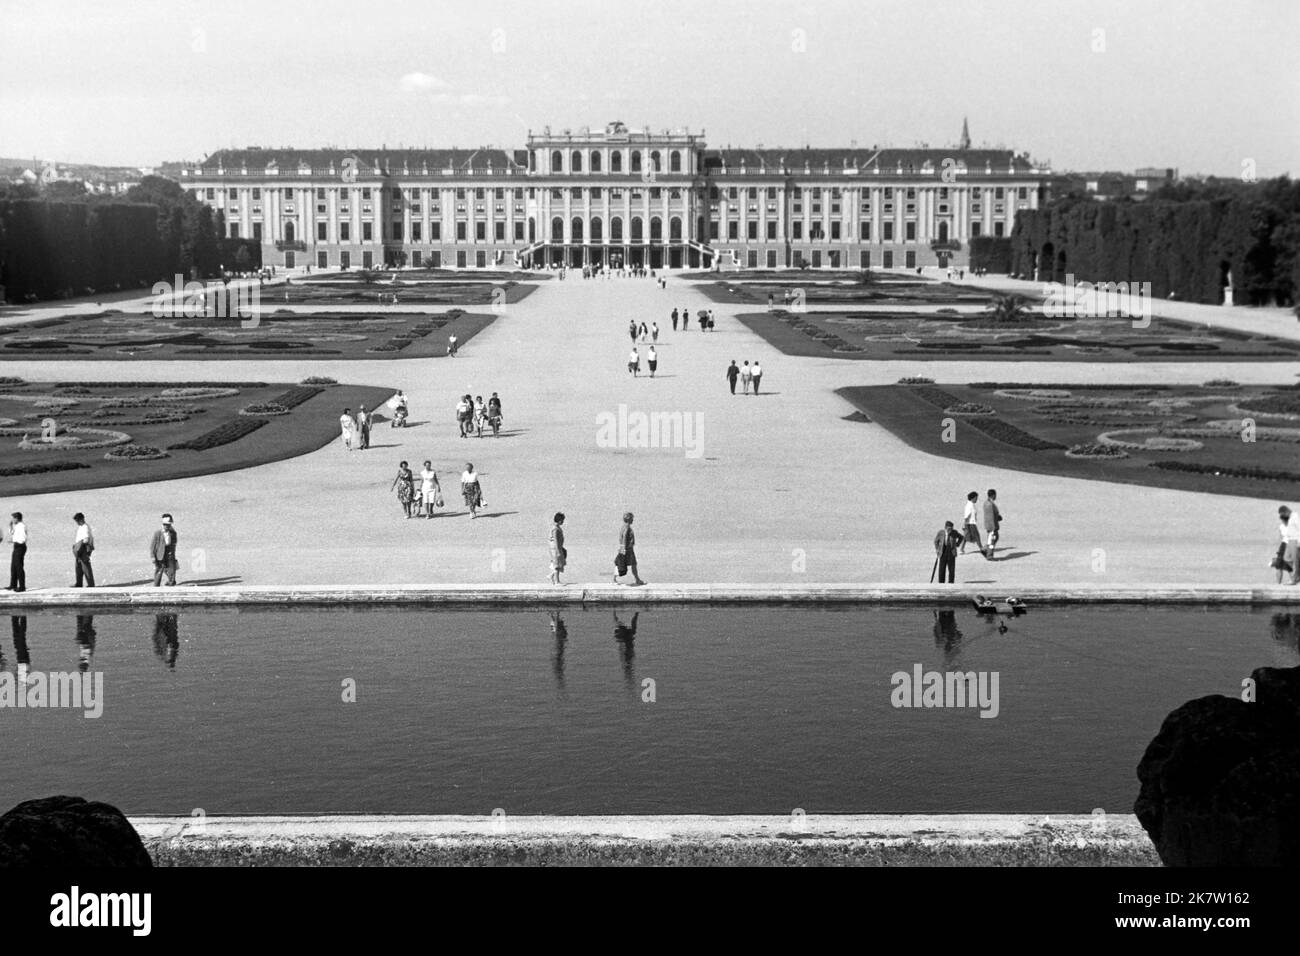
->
959, 117, 971, 150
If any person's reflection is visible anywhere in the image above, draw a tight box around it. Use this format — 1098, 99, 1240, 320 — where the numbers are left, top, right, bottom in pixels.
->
1269, 612, 1300, 651
152, 612, 180, 669
75, 614, 97, 672
549, 611, 567, 689
932, 609, 964, 663
613, 611, 638, 688
11, 615, 30, 683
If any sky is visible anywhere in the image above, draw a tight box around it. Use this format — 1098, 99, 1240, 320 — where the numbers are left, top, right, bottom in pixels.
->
1, 0, 1297, 177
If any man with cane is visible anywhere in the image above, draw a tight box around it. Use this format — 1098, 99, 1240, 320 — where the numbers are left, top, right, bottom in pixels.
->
932, 520, 964, 584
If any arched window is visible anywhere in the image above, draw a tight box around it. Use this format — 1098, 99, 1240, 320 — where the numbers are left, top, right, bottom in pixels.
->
590, 216, 603, 242
611, 216, 623, 241
650, 151, 662, 173
551, 150, 563, 173
670, 150, 682, 172
669, 216, 682, 241
528, 217, 536, 242
571, 216, 584, 243
630, 151, 642, 173
611, 151, 623, 173
938, 221, 949, 242
650, 216, 662, 241
591, 151, 602, 173
551, 216, 564, 241
630, 216, 643, 242
284, 221, 295, 242
571, 150, 583, 173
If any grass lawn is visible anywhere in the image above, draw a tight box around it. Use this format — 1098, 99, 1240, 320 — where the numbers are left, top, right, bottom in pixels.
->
0, 379, 393, 496
839, 381, 1300, 500
737, 310, 1300, 362
0, 310, 496, 361
684, 274, 988, 306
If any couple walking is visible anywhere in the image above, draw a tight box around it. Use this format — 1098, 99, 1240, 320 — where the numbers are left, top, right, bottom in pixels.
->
627, 347, 658, 377
725, 360, 763, 395
961, 490, 1003, 560
544, 512, 644, 587
339, 406, 372, 451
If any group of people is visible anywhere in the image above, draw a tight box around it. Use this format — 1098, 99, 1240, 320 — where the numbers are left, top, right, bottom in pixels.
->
455, 392, 503, 438
391, 461, 486, 519
724, 360, 764, 395
2, 511, 180, 590
933, 490, 1004, 583
669, 307, 715, 332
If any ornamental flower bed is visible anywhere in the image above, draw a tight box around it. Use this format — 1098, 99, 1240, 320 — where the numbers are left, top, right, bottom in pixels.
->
943, 403, 996, 416
157, 387, 241, 400
19, 427, 132, 451
238, 402, 290, 417
896, 377, 934, 385
1097, 428, 1204, 452
104, 443, 168, 461
1066, 442, 1129, 459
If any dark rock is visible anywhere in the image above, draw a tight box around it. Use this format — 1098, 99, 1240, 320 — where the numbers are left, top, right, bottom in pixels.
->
0, 796, 152, 867
1134, 665, 1300, 866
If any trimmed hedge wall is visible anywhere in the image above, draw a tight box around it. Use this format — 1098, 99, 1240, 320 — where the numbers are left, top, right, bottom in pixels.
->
1008, 177, 1300, 306
969, 236, 1012, 273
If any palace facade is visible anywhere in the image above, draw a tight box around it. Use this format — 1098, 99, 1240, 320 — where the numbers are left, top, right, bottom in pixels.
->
182, 121, 1050, 271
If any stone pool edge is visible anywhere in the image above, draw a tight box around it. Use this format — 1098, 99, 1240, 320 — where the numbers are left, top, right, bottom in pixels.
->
3, 583, 1300, 607
132, 814, 1159, 866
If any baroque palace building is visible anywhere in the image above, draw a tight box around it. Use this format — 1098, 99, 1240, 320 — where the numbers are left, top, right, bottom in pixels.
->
182, 121, 1050, 271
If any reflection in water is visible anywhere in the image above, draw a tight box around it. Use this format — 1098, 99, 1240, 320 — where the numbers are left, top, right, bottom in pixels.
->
932, 610, 963, 663
152, 613, 180, 669
549, 611, 567, 690
75, 615, 96, 672
1270, 612, 1300, 651
613, 611, 638, 688
10, 615, 29, 682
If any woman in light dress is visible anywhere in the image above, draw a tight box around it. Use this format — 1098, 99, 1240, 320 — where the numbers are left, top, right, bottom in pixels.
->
339, 407, 357, 451
461, 462, 484, 519
548, 512, 567, 585
420, 460, 442, 519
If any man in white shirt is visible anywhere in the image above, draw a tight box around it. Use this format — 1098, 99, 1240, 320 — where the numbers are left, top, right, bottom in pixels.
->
1277, 506, 1300, 585
751, 361, 763, 395
72, 512, 95, 588
7, 511, 26, 592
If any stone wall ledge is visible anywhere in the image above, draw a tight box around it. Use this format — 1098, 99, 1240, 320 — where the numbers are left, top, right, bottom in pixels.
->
1, 583, 1299, 608
133, 813, 1159, 866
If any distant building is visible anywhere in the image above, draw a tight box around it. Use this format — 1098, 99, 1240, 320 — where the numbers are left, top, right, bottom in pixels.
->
181, 120, 1052, 271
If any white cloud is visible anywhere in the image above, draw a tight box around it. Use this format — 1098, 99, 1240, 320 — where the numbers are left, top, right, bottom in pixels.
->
399, 72, 449, 93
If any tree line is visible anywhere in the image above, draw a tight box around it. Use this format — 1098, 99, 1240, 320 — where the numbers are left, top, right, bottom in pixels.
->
0, 176, 259, 303
1009, 176, 1300, 307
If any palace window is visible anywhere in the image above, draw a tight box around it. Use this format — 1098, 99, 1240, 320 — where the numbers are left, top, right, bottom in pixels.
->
612, 151, 623, 173
392, 222, 403, 241
361, 188, 371, 199
728, 187, 738, 200
339, 223, 349, 241
861, 202, 870, 213
905, 203, 916, 213
939, 187, 948, 199
430, 222, 441, 240
859, 221, 871, 240
831, 222, 841, 240
670, 188, 681, 199
831, 203, 840, 214
810, 222, 824, 240
882, 187, 893, 199
495, 222, 505, 240
317, 222, 327, 241
317, 204, 326, 213
1018, 186, 1028, 199
412, 222, 422, 241
230, 223, 240, 239
972, 203, 982, 213
551, 150, 563, 172
670, 150, 682, 172
905, 188, 916, 199
476, 222, 486, 241
939, 204, 949, 214
747, 187, 757, 199
630, 151, 642, 173
994, 222, 1005, 237
747, 221, 758, 240
252, 222, 262, 240
205, 188, 215, 199
709, 221, 719, 240
650, 187, 661, 199
392, 187, 402, 199
792, 221, 803, 239
709, 186, 719, 199
883, 222, 894, 240
767, 221, 777, 240
514, 221, 524, 240
251, 188, 261, 200
767, 186, 777, 199
362, 222, 373, 241
905, 222, 916, 241
728, 221, 738, 240
971, 222, 982, 237
591, 151, 602, 173
456, 188, 466, 199
317, 188, 326, 199
994, 187, 1005, 199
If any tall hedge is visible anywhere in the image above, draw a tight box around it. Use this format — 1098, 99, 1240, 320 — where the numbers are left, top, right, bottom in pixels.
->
1009, 177, 1300, 306
969, 236, 1012, 273
0, 200, 164, 302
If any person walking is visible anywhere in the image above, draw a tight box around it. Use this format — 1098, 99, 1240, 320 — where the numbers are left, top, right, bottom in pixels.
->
651, 322, 659, 343
548, 512, 567, 586
671, 308, 679, 332
447, 333, 458, 357
461, 462, 484, 519
72, 512, 94, 588
647, 345, 658, 378
983, 489, 1003, 558
740, 361, 752, 395
962, 491, 988, 558
149, 513, 179, 586
725, 360, 740, 395
638, 321, 649, 343
680, 306, 688, 331
456, 394, 473, 438
751, 360, 763, 395
1276, 505, 1300, 585
613, 511, 645, 586
7, 512, 26, 592
933, 520, 964, 584
357, 405, 371, 450
392, 460, 416, 518
339, 407, 357, 451
628, 320, 638, 345
628, 348, 640, 377
420, 461, 442, 519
